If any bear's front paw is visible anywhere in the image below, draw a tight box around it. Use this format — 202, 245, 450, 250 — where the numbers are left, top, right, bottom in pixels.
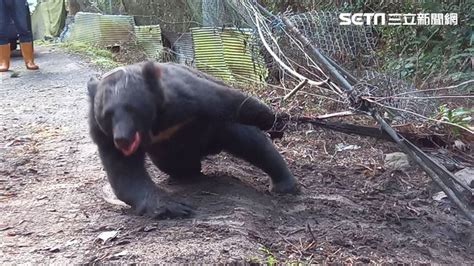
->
135, 191, 194, 219
270, 177, 299, 195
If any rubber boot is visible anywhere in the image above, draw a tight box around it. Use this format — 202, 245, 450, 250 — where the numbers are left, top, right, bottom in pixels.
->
20, 42, 39, 70
0, 44, 10, 72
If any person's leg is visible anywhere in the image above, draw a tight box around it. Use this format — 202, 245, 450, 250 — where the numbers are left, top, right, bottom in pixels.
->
0, 0, 9, 45
0, 0, 11, 72
11, 0, 38, 70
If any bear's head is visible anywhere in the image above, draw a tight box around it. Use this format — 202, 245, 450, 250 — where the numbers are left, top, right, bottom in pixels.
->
87, 61, 165, 156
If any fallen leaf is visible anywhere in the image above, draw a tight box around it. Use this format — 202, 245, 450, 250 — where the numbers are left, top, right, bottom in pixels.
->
111, 250, 129, 259
335, 143, 361, 152
65, 240, 79, 247
0, 226, 12, 231
7, 231, 33, 237
36, 195, 48, 200
142, 225, 157, 232
432, 191, 448, 201
49, 246, 61, 253
96, 230, 118, 243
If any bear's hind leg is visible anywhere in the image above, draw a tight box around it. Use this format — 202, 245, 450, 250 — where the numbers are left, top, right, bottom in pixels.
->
217, 123, 298, 193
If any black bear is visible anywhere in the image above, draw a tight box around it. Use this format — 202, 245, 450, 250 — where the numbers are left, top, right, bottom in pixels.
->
87, 61, 297, 219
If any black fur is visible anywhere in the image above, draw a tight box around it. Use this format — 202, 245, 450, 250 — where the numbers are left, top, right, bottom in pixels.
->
88, 61, 297, 219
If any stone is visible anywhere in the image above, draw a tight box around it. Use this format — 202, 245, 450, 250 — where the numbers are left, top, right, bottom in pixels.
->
384, 152, 411, 171
454, 168, 474, 188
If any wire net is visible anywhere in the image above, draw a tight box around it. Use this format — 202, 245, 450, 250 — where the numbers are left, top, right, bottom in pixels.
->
232, 0, 442, 123
287, 11, 378, 68
353, 71, 437, 122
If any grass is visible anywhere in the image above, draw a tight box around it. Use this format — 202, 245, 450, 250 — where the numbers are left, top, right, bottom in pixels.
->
59, 41, 122, 70
259, 246, 278, 265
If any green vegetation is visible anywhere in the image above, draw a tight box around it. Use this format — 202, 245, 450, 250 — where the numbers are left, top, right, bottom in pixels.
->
259, 246, 278, 265
379, 1, 473, 86
436, 104, 473, 136
33, 39, 55, 46
263, 1, 473, 87
60, 41, 122, 69
336, 0, 473, 86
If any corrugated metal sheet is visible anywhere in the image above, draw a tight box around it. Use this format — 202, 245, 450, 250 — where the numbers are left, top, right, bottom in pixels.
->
221, 28, 267, 82
191, 27, 234, 81
65, 14, 267, 84
135, 25, 163, 59
174, 33, 195, 66
67, 12, 100, 45
191, 27, 267, 83
67, 12, 134, 47
163, 32, 195, 66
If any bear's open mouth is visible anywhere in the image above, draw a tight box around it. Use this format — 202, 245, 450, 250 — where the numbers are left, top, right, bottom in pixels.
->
115, 132, 141, 156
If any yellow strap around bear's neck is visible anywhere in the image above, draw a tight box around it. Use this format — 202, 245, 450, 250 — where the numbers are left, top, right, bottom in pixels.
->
149, 119, 193, 144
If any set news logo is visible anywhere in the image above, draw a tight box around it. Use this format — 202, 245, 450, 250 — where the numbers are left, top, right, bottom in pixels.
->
339, 13, 458, 26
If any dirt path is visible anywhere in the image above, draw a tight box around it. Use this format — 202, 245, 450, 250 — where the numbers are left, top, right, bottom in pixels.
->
0, 47, 472, 264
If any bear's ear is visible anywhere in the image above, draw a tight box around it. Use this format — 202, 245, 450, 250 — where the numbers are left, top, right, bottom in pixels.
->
142, 61, 165, 104
142, 60, 161, 85
87, 77, 99, 98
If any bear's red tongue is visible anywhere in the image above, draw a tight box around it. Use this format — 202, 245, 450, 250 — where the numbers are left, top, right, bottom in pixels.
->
117, 132, 141, 156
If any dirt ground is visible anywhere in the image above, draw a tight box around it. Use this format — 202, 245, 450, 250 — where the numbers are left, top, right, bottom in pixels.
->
0, 47, 472, 264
